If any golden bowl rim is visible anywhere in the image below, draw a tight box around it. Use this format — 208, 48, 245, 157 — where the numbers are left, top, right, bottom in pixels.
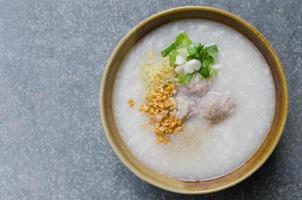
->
99, 6, 288, 194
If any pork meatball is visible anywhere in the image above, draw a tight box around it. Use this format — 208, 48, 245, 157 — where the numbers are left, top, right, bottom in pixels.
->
178, 78, 210, 97
175, 94, 197, 120
199, 92, 236, 124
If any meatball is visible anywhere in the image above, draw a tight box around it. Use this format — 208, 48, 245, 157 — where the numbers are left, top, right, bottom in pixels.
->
178, 78, 210, 97
199, 92, 236, 124
175, 94, 197, 120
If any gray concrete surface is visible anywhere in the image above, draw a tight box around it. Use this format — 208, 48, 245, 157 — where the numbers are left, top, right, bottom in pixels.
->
0, 0, 301, 199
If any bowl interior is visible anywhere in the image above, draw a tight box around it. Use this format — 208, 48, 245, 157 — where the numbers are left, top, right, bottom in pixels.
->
100, 6, 288, 194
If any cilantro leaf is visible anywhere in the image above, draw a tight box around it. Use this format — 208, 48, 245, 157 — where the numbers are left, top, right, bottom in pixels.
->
209, 67, 217, 78
199, 66, 210, 78
202, 56, 214, 68
198, 47, 207, 62
178, 72, 193, 85
205, 45, 218, 61
197, 44, 218, 79
187, 43, 204, 60
199, 66, 217, 79
197, 72, 205, 80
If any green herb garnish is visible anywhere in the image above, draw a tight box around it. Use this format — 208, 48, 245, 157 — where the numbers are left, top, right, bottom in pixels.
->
198, 45, 218, 79
209, 67, 217, 77
187, 43, 204, 60
161, 32, 219, 84
175, 32, 192, 48
161, 42, 177, 57
169, 49, 177, 66
178, 72, 193, 85
205, 45, 218, 61
198, 65, 217, 79
177, 47, 189, 58
161, 32, 192, 65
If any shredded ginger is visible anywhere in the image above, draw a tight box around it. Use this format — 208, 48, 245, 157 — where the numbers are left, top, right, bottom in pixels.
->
139, 51, 177, 92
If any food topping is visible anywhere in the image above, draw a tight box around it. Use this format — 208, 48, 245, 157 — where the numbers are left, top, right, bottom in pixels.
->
139, 83, 183, 144
199, 93, 236, 124
137, 32, 235, 144
128, 99, 135, 107
175, 59, 201, 74
139, 55, 176, 91
161, 32, 219, 84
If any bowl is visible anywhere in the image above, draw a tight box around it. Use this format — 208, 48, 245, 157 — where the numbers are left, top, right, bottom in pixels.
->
100, 6, 288, 194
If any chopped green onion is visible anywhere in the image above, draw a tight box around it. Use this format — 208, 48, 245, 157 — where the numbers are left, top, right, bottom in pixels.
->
175, 32, 192, 47
161, 32, 219, 84
178, 72, 193, 85
161, 32, 192, 58
161, 42, 177, 57
177, 47, 189, 58
169, 49, 177, 66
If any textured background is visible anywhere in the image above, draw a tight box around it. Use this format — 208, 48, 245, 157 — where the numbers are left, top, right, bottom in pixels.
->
0, 0, 301, 199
